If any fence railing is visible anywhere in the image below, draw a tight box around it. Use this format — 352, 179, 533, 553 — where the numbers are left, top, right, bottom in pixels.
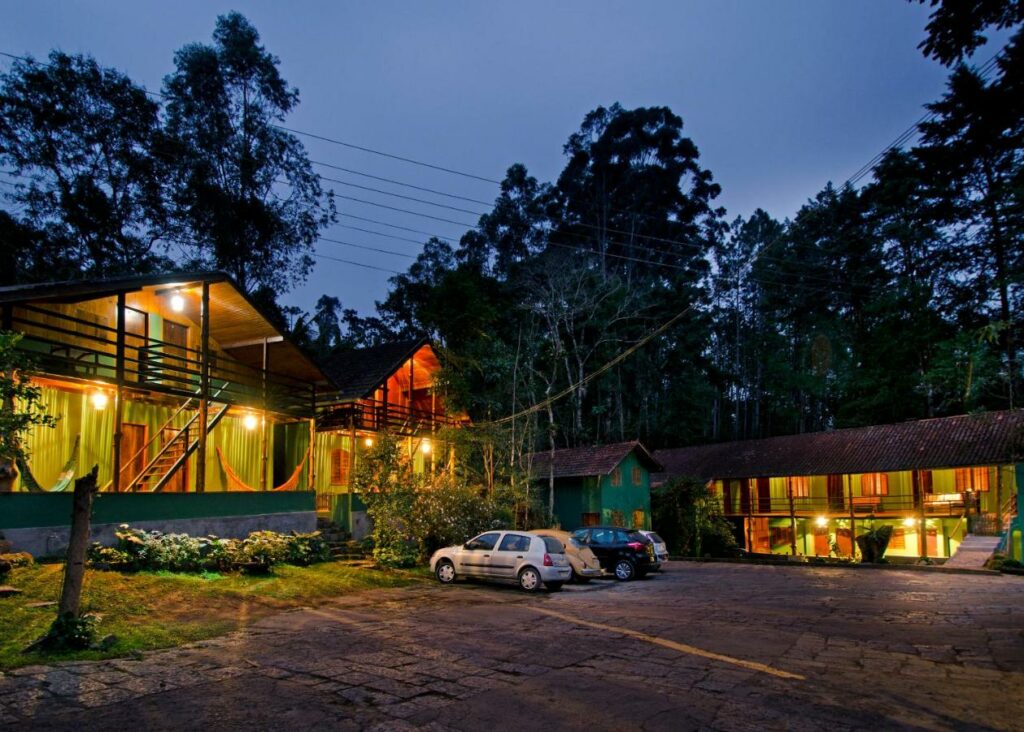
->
12, 303, 314, 417
718, 493, 969, 517
316, 396, 455, 435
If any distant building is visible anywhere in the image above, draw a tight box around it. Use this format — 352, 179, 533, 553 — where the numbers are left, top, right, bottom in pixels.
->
526, 441, 661, 530
653, 411, 1023, 562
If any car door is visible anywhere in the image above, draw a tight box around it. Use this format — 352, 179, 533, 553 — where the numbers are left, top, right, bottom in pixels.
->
458, 532, 500, 577
492, 533, 531, 580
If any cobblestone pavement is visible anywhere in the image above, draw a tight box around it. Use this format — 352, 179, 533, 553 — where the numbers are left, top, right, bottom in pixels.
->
1, 564, 1023, 730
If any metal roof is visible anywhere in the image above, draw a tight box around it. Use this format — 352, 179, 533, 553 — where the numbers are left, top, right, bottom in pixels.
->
653, 410, 1024, 482
525, 441, 663, 479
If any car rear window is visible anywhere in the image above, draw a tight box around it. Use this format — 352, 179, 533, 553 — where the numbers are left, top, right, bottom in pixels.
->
647, 532, 665, 544
625, 531, 648, 543
541, 536, 565, 554
568, 537, 585, 549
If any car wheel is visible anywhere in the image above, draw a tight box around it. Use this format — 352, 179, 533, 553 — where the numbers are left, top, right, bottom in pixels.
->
570, 568, 591, 584
518, 566, 542, 592
613, 559, 635, 581
435, 559, 456, 584
546, 581, 564, 592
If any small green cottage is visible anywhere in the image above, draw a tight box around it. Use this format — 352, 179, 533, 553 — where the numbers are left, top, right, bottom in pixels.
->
526, 441, 661, 531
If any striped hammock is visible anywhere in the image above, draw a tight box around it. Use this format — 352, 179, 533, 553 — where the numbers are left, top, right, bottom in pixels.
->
16, 434, 81, 493
215, 445, 310, 492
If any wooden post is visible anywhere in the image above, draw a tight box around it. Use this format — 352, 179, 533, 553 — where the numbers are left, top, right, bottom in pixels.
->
847, 474, 857, 559
408, 356, 415, 460
914, 470, 928, 561
260, 337, 269, 491
307, 385, 316, 491
995, 466, 1003, 535
111, 292, 126, 493
57, 466, 99, 619
745, 480, 753, 552
348, 422, 357, 532
196, 282, 210, 493
788, 482, 798, 556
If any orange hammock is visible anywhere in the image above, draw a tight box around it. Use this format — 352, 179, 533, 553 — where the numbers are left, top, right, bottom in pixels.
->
216, 446, 310, 492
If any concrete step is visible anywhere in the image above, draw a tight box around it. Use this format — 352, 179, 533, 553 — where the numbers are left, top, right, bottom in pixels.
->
944, 534, 1002, 569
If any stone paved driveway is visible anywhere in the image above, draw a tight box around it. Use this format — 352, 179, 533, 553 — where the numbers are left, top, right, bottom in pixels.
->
1, 563, 1022, 730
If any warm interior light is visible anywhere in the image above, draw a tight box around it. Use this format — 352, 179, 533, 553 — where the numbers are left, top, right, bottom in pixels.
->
814, 516, 828, 528
90, 391, 108, 410
243, 414, 259, 431
170, 291, 185, 312
364, 437, 374, 447
903, 517, 916, 528
420, 440, 431, 454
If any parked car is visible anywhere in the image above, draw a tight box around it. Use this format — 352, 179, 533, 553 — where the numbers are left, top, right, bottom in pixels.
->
570, 526, 660, 580
638, 530, 669, 566
430, 530, 572, 592
531, 529, 603, 583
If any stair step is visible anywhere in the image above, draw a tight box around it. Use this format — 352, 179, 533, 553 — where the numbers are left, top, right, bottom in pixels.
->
945, 534, 1002, 569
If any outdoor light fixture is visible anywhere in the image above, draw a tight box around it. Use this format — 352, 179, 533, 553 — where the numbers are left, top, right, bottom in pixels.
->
364, 437, 374, 447
421, 439, 431, 454
815, 516, 828, 528
170, 290, 186, 313
243, 414, 259, 431
90, 391, 108, 410
903, 517, 917, 528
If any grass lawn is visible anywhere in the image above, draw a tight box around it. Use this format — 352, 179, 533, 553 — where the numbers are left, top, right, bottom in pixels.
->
0, 561, 429, 671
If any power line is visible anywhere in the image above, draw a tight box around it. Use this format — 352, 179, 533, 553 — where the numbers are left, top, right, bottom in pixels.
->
313, 251, 401, 274
311, 160, 494, 206
318, 174, 488, 217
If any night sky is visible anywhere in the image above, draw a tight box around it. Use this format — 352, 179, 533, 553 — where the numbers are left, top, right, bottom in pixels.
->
0, 1, 1002, 315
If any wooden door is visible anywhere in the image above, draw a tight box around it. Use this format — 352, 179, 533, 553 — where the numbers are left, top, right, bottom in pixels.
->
813, 526, 830, 556
120, 423, 147, 488
827, 474, 845, 510
926, 529, 938, 557
835, 528, 853, 557
739, 478, 751, 514
756, 477, 772, 512
124, 307, 148, 382
722, 480, 733, 514
162, 320, 189, 381
160, 427, 189, 492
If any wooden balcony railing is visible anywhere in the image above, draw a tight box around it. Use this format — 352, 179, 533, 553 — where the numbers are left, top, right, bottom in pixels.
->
719, 493, 969, 517
11, 303, 315, 417
316, 397, 454, 435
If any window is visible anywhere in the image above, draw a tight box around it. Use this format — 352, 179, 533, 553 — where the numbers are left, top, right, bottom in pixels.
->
590, 529, 616, 545
770, 526, 793, 547
787, 476, 810, 498
919, 470, 933, 494
610, 468, 622, 486
610, 510, 625, 527
955, 467, 990, 492
330, 448, 350, 485
631, 466, 643, 484
889, 529, 906, 550
580, 512, 600, 527
632, 509, 645, 529
498, 534, 531, 552
860, 473, 889, 496
466, 532, 500, 551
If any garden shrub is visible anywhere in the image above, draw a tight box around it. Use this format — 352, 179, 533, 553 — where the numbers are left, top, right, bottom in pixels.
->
86, 525, 331, 574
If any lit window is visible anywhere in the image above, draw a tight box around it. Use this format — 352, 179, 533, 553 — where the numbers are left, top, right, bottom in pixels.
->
860, 473, 889, 496
787, 476, 810, 498
631, 466, 642, 484
330, 448, 350, 486
610, 468, 622, 487
954, 467, 990, 492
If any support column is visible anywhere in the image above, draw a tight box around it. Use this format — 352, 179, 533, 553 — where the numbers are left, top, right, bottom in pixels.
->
788, 483, 798, 556
348, 422, 357, 532
745, 480, 754, 552
307, 385, 316, 492
914, 470, 928, 561
196, 282, 210, 493
260, 337, 269, 491
112, 292, 126, 493
847, 474, 856, 559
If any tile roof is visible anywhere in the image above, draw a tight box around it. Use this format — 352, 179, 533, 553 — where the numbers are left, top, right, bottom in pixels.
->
525, 441, 663, 479
653, 410, 1024, 483
320, 337, 428, 400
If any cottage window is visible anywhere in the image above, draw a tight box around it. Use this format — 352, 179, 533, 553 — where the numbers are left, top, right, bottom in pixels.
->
631, 466, 643, 485
769, 526, 793, 547
581, 512, 600, 527
610, 468, 622, 486
860, 472, 889, 496
330, 448, 351, 486
954, 467, 990, 492
787, 476, 810, 498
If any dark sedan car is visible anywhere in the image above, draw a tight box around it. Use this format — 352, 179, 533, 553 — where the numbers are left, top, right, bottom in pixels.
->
570, 526, 660, 580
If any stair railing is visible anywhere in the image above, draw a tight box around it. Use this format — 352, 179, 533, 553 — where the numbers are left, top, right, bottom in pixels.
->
125, 381, 230, 492
149, 401, 231, 493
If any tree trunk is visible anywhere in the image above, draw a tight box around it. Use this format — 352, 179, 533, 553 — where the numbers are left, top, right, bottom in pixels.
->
0, 458, 17, 493
58, 465, 99, 619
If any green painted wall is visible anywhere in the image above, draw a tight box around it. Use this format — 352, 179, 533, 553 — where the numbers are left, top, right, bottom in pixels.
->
545, 450, 652, 530
0, 491, 315, 529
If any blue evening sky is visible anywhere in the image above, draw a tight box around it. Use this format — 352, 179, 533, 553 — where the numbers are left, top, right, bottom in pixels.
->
0, 1, 1003, 315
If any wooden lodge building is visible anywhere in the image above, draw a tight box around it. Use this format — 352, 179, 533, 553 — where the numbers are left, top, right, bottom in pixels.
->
653, 411, 1024, 562
0, 272, 457, 553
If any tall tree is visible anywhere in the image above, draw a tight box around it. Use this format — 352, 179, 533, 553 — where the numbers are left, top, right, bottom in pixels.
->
0, 52, 169, 276
162, 12, 335, 294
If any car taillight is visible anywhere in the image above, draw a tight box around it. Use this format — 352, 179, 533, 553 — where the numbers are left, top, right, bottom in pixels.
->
627, 542, 645, 551
543, 553, 553, 566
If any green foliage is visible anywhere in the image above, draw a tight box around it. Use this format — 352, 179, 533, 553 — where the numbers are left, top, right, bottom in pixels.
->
856, 521, 895, 563
652, 476, 738, 557
86, 525, 329, 574
0, 332, 57, 479
36, 613, 98, 651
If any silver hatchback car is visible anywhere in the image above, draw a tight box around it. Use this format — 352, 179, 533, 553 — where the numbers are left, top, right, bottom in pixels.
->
430, 530, 572, 592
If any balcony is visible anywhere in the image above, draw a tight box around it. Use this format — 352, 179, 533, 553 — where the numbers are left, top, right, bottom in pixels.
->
11, 303, 315, 417
720, 493, 968, 518
316, 397, 454, 436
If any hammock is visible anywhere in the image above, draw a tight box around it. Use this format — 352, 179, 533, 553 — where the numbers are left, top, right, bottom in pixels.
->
16, 434, 81, 493
216, 445, 310, 492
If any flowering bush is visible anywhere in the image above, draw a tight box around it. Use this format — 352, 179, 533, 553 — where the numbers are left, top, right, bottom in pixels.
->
86, 525, 330, 574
